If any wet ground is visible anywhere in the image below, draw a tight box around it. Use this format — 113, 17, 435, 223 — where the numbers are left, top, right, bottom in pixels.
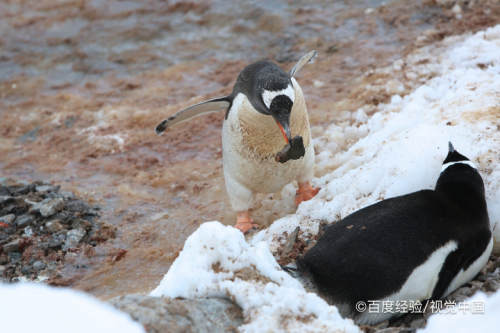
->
1, 0, 500, 299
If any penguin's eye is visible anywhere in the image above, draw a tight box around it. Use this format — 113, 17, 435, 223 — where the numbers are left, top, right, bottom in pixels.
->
262, 85, 295, 109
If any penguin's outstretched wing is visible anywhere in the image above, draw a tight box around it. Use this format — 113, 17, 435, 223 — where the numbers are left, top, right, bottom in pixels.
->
155, 97, 230, 135
288, 50, 317, 77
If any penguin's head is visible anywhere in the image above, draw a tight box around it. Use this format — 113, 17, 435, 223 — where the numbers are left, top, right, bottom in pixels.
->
440, 142, 476, 173
233, 61, 295, 144
436, 142, 485, 198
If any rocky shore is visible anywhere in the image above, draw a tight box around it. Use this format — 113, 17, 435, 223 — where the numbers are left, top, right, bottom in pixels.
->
0, 179, 116, 284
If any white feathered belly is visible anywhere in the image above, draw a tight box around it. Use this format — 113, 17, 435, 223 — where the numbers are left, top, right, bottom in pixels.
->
222, 134, 314, 193
222, 82, 314, 195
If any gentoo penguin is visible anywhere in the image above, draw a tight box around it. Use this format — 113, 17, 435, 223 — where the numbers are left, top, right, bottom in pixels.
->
285, 143, 492, 325
155, 51, 320, 233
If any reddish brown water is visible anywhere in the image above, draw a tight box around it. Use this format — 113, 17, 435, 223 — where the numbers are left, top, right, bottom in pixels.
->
1, 0, 499, 299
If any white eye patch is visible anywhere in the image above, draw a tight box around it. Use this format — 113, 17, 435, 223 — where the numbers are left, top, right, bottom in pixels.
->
262, 84, 295, 109
440, 160, 477, 173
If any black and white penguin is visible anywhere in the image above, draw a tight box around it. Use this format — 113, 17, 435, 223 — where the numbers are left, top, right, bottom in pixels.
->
156, 51, 320, 233
285, 143, 492, 325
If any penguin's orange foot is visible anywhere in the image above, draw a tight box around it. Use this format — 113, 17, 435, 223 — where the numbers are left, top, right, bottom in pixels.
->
235, 211, 259, 234
0, 222, 9, 228
295, 182, 320, 206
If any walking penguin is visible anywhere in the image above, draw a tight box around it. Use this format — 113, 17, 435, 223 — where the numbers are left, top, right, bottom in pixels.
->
285, 143, 492, 325
156, 51, 320, 233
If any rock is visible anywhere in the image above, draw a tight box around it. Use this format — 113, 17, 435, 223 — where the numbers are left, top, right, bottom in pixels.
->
447, 286, 471, 302
21, 266, 32, 275
53, 211, 73, 224
63, 228, 86, 251
480, 260, 496, 275
483, 279, 500, 292
35, 185, 60, 193
45, 220, 66, 232
0, 195, 13, 206
15, 215, 34, 229
410, 318, 426, 329
49, 233, 67, 248
8, 252, 21, 264
375, 328, 401, 333
24, 226, 35, 237
33, 260, 46, 272
71, 218, 92, 231
12, 184, 34, 196
0, 214, 16, 224
374, 320, 389, 330
59, 191, 76, 199
65, 200, 92, 214
3, 239, 21, 253
282, 226, 300, 254
110, 295, 244, 333
46, 261, 59, 272
0, 186, 10, 196
477, 275, 487, 282
39, 198, 65, 217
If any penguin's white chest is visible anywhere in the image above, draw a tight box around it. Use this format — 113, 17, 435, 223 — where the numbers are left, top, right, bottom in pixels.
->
222, 88, 313, 194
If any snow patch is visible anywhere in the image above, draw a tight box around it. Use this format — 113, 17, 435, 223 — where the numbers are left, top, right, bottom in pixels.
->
0, 283, 145, 333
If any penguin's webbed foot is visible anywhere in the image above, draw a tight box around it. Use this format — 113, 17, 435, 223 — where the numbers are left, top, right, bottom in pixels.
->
295, 182, 320, 206
235, 211, 259, 234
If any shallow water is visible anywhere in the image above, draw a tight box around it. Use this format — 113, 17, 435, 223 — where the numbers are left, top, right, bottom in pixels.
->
1, 0, 492, 299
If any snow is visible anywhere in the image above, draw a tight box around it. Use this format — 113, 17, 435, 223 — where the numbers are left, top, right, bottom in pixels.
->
151, 222, 359, 333
0, 283, 145, 333
418, 290, 500, 333
153, 25, 500, 332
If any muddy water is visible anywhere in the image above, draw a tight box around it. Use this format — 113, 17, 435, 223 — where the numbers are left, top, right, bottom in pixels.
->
1, 0, 497, 299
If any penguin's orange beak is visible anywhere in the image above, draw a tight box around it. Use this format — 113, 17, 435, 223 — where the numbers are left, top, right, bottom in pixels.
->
277, 122, 290, 144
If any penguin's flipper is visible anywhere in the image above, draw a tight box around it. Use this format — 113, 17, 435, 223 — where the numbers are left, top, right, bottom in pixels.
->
155, 97, 230, 135
289, 50, 318, 77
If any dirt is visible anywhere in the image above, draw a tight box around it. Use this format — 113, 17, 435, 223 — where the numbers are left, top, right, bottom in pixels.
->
1, 0, 500, 301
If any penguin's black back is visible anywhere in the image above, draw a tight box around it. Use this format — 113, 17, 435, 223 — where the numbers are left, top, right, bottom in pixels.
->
296, 148, 491, 317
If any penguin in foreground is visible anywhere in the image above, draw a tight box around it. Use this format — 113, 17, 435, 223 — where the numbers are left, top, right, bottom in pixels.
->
156, 51, 320, 233
285, 143, 492, 325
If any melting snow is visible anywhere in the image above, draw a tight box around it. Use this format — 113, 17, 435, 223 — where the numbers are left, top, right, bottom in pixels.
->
153, 24, 500, 332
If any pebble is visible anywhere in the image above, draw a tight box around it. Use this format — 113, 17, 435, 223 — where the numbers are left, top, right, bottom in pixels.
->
0, 195, 13, 206
71, 218, 92, 231
9, 251, 21, 264
21, 266, 32, 275
3, 239, 21, 253
24, 226, 34, 237
33, 260, 46, 272
46, 261, 59, 272
483, 279, 500, 292
35, 185, 59, 193
63, 228, 86, 251
410, 318, 426, 329
15, 215, 34, 229
65, 200, 92, 214
0, 214, 16, 224
375, 328, 401, 333
49, 233, 66, 248
39, 198, 65, 217
45, 219, 66, 232
0, 186, 10, 196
